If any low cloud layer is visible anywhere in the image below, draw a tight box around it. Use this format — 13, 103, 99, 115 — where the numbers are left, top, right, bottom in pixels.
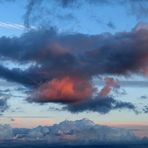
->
0, 119, 139, 144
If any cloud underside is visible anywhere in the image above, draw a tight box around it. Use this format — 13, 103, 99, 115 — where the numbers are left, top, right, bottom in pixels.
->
0, 22, 148, 114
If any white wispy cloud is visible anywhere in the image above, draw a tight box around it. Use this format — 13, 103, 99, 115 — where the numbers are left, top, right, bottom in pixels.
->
0, 21, 36, 30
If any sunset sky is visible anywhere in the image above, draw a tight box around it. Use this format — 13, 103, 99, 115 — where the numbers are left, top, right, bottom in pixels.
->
0, 0, 148, 138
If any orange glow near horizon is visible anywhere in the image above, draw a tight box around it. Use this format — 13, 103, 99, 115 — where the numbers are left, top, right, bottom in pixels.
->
10, 118, 54, 128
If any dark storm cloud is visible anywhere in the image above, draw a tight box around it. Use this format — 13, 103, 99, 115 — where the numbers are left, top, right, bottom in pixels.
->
64, 96, 137, 114
0, 22, 148, 113
1, 24, 148, 79
0, 65, 38, 87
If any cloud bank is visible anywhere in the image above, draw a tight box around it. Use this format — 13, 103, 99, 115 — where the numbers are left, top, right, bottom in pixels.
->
0, 118, 138, 144
0, 124, 13, 140
1, 22, 148, 113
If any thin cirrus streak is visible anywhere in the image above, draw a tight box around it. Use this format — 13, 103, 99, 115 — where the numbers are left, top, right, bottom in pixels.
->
0, 21, 36, 30
9, 118, 54, 128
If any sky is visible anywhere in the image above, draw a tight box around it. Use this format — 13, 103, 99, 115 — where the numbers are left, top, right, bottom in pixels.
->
0, 0, 148, 138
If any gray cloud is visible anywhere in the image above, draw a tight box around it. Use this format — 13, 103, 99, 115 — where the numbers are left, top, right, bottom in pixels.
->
0, 118, 138, 144
143, 106, 148, 113
140, 96, 147, 99
1, 23, 148, 80
0, 98, 9, 113
0, 23, 148, 113
63, 96, 137, 114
